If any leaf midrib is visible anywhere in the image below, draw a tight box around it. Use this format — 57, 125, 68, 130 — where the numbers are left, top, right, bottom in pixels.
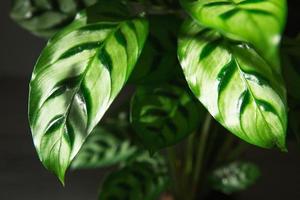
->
229, 47, 279, 145
41, 20, 128, 164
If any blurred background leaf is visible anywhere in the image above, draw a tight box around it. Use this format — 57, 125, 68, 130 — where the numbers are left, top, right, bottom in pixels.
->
131, 82, 204, 152
209, 161, 260, 194
10, 0, 98, 37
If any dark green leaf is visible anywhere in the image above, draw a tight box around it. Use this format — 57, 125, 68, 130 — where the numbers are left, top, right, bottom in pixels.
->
180, 0, 287, 70
131, 83, 202, 152
209, 161, 260, 194
99, 156, 169, 200
178, 20, 287, 150
129, 15, 182, 85
71, 126, 137, 169
28, 6, 148, 183
10, 0, 97, 37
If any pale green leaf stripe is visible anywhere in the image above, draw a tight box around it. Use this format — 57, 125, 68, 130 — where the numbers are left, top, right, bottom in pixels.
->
209, 161, 260, 194
131, 83, 201, 152
71, 126, 137, 169
29, 12, 148, 182
180, 0, 287, 71
178, 20, 287, 150
99, 158, 169, 200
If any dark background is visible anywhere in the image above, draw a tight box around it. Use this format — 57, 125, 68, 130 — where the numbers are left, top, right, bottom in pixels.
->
1, 1, 300, 200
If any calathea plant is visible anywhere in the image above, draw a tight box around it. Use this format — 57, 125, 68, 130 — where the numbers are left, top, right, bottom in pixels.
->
10, 0, 300, 199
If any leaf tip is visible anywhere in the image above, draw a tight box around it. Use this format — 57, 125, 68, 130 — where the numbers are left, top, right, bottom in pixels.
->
275, 138, 288, 152
56, 169, 67, 186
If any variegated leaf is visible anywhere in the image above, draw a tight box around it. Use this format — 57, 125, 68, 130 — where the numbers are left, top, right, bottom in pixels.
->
209, 161, 260, 194
71, 126, 137, 169
131, 83, 202, 152
180, 0, 287, 70
10, 0, 99, 37
178, 20, 287, 150
29, 7, 148, 182
99, 156, 169, 200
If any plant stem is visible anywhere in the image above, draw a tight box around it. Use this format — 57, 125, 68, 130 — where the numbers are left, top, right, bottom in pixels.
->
215, 133, 235, 164
194, 114, 212, 183
184, 133, 195, 176
182, 133, 196, 200
128, 2, 186, 18
226, 142, 249, 161
167, 147, 181, 199
190, 114, 212, 199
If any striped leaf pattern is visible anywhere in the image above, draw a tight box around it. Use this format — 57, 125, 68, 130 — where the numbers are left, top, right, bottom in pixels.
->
71, 126, 137, 169
29, 10, 148, 182
99, 157, 169, 200
129, 15, 182, 85
11, 0, 98, 37
131, 83, 201, 152
209, 161, 260, 194
178, 20, 287, 150
180, 0, 287, 70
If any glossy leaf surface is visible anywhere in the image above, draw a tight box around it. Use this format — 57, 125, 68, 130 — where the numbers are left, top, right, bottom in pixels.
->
99, 157, 169, 200
180, 0, 287, 69
10, 0, 98, 37
131, 83, 201, 152
178, 20, 287, 150
209, 161, 260, 194
29, 7, 148, 182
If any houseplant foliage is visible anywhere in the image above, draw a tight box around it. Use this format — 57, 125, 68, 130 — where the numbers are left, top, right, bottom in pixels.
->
11, 0, 300, 199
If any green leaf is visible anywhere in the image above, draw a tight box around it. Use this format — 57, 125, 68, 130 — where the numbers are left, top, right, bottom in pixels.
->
129, 15, 181, 85
178, 20, 287, 150
209, 161, 260, 194
28, 6, 149, 183
98, 156, 169, 200
131, 83, 202, 152
180, 0, 287, 70
71, 126, 137, 169
10, 0, 98, 37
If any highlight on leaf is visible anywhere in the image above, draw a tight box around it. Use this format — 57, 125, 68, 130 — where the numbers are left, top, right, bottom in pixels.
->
28, 3, 149, 183
178, 19, 287, 150
180, 0, 287, 70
